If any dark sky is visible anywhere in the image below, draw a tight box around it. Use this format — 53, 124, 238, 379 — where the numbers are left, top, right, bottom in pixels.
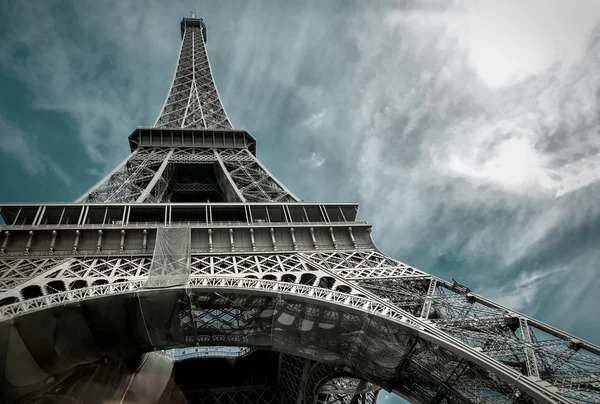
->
1, 1, 600, 402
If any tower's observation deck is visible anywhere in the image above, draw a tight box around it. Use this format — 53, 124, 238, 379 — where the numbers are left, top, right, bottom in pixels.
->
180, 17, 207, 41
0, 15, 599, 404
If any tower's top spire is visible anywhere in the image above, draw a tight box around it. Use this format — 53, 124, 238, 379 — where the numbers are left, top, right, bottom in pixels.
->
190, 11, 196, 18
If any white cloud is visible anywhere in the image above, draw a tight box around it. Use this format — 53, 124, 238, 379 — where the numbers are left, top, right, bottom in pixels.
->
305, 109, 326, 130
367, 3, 600, 198
446, 0, 600, 87
289, 1, 600, 331
302, 152, 325, 168
0, 2, 176, 175
486, 266, 566, 311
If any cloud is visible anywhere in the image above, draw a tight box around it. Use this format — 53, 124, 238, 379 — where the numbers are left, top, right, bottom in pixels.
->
485, 266, 566, 311
305, 109, 326, 130
0, 1, 177, 177
301, 152, 326, 168
0, 116, 72, 187
286, 1, 600, 338
346, 7, 600, 201
448, 0, 600, 87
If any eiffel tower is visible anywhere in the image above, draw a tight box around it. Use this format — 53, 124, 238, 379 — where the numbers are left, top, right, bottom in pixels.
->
0, 15, 599, 404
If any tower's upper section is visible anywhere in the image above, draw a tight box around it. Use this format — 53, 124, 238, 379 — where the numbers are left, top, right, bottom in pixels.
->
154, 17, 232, 130
71, 17, 300, 205
180, 17, 207, 41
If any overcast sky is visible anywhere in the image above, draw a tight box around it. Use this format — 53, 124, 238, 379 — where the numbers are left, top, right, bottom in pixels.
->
1, 1, 600, 403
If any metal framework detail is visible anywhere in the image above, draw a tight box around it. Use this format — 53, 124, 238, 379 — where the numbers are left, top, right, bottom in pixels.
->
76, 148, 300, 203
155, 19, 232, 130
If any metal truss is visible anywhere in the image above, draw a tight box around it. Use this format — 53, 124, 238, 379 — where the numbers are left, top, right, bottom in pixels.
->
1, 246, 599, 402
155, 19, 231, 130
0, 250, 419, 292
280, 354, 310, 403
0, 250, 422, 307
0, 271, 567, 403
0, 257, 66, 291
75, 147, 299, 203
76, 148, 172, 203
195, 387, 281, 404
219, 149, 300, 202
279, 354, 379, 404
357, 277, 600, 404
307, 362, 380, 404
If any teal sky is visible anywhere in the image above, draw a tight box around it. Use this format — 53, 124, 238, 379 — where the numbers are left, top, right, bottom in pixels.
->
1, 1, 600, 402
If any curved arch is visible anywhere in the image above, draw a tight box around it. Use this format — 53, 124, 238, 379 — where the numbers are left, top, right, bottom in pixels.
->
45, 280, 66, 294
0, 279, 567, 404
0, 296, 19, 307
69, 280, 88, 290
317, 276, 335, 290
299, 273, 317, 286
21, 285, 43, 300
304, 361, 380, 404
335, 285, 352, 294
281, 274, 297, 283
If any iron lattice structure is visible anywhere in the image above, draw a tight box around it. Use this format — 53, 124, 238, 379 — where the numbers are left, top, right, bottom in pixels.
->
0, 16, 599, 404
